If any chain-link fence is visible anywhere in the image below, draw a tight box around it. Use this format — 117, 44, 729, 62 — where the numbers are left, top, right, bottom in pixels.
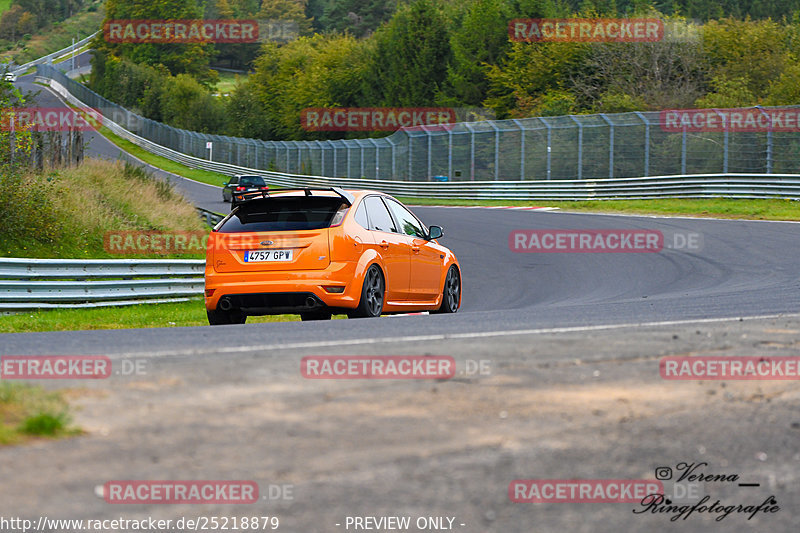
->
39, 64, 800, 182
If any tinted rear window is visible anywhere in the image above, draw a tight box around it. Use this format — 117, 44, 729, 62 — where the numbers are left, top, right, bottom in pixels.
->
218, 197, 345, 233
239, 176, 266, 187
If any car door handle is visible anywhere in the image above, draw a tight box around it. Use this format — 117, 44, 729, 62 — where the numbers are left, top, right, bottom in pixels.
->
379, 241, 389, 249
411, 245, 420, 253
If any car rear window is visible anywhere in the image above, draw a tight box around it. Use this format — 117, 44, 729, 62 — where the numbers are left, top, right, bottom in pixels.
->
217, 196, 347, 233
239, 176, 266, 187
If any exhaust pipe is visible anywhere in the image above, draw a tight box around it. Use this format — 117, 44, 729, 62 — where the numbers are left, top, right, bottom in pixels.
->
305, 296, 318, 308
218, 298, 233, 311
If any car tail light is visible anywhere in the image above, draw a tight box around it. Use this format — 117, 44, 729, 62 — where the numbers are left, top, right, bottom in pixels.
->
235, 186, 246, 191
330, 205, 349, 227
205, 289, 215, 297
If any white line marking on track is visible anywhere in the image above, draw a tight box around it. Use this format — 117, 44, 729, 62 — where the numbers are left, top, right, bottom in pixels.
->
128, 312, 800, 358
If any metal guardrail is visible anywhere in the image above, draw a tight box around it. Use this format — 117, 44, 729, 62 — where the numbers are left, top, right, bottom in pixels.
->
35, 66, 800, 200
197, 207, 225, 227
0, 258, 205, 311
8, 32, 98, 78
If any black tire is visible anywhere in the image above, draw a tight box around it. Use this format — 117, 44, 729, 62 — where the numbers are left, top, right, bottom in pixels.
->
434, 265, 460, 314
347, 265, 384, 318
300, 311, 332, 321
207, 308, 246, 325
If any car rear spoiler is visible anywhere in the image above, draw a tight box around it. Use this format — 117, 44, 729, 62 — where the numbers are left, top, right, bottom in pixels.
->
235, 187, 355, 206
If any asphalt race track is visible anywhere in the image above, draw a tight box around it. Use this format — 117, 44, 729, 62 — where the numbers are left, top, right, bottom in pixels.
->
2, 70, 800, 532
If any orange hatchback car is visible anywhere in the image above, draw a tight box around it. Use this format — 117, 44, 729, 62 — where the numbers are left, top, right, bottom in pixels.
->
204, 187, 461, 325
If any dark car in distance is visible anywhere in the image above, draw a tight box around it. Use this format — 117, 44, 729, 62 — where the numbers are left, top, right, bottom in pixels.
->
222, 175, 269, 207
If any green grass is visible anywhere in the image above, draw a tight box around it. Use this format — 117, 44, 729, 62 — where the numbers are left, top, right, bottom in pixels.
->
0, 382, 79, 445
0, 159, 208, 258
0, 298, 309, 333
99, 126, 231, 188
0, 0, 13, 16
401, 197, 800, 221
213, 71, 247, 96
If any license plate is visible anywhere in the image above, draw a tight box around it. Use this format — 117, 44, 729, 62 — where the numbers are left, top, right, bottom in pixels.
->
245, 249, 293, 262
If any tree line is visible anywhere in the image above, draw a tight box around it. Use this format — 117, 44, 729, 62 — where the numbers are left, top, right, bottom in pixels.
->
89, 0, 800, 141
0, 0, 91, 43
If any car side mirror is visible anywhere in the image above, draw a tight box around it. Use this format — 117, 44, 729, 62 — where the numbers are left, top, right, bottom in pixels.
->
222, 181, 228, 186
428, 225, 443, 240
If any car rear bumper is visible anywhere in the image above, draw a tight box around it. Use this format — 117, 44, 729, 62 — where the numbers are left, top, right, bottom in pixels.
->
204, 261, 361, 314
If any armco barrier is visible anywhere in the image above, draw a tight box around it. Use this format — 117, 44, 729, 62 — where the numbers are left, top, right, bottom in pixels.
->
7, 32, 98, 78
34, 65, 800, 200
0, 258, 204, 311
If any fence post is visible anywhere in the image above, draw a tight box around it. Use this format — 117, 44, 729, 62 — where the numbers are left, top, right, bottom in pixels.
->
319, 140, 325, 176
492, 122, 500, 180
360, 140, 365, 178
372, 139, 380, 178
427, 127, 432, 181
681, 125, 687, 175
447, 127, 453, 180
347, 141, 352, 177
386, 136, 396, 179
756, 106, 772, 173
600, 114, 614, 178
713, 109, 728, 173
298, 142, 303, 173
634, 111, 649, 177
511, 119, 524, 180
568, 115, 583, 179
407, 130, 413, 180
541, 118, 552, 180
332, 141, 338, 176
464, 123, 475, 181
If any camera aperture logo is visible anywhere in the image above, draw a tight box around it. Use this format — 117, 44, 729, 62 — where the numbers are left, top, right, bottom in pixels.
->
635, 462, 779, 522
